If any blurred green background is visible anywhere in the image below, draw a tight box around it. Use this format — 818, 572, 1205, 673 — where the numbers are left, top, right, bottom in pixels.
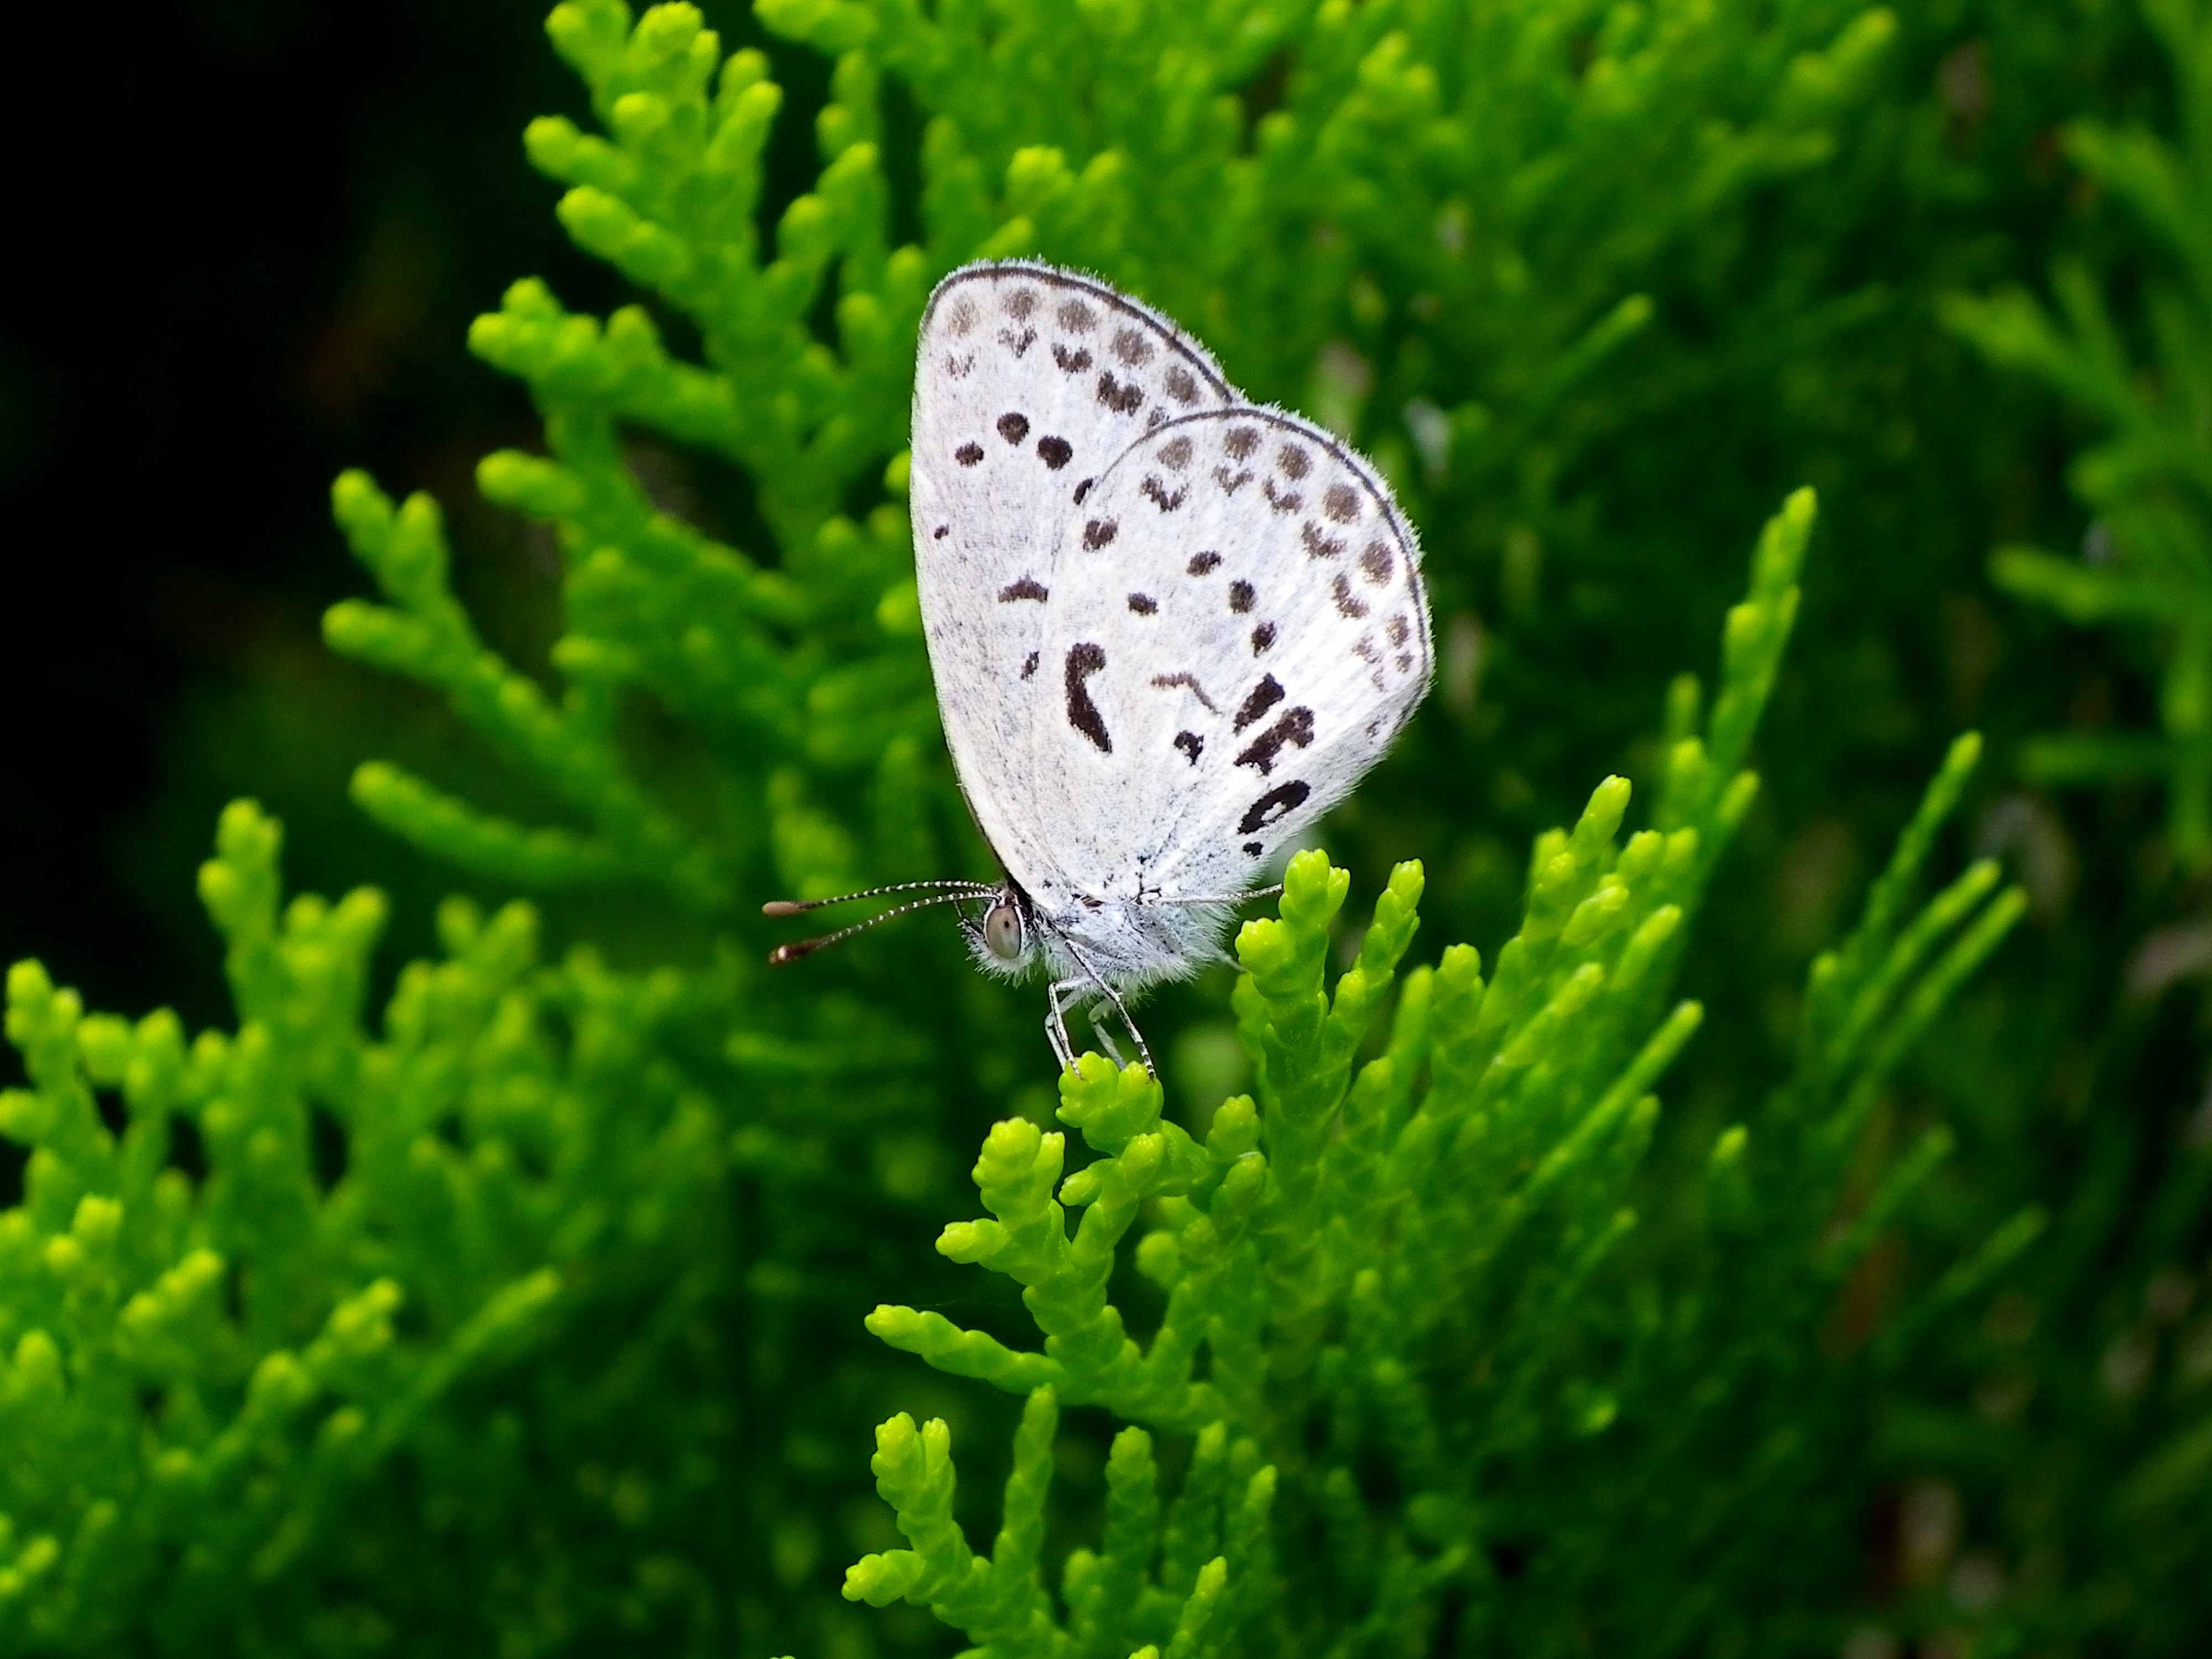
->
2, 0, 2209, 1651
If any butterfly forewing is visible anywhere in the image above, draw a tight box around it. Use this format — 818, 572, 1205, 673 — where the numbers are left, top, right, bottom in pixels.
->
1026, 406, 1432, 900
910, 263, 1241, 882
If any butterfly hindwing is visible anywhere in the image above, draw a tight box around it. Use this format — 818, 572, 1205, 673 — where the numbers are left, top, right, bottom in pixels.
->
1026, 406, 1432, 900
910, 263, 1240, 879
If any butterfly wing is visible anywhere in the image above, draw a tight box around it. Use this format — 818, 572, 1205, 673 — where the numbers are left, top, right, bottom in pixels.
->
910, 262, 1241, 881
1026, 406, 1432, 905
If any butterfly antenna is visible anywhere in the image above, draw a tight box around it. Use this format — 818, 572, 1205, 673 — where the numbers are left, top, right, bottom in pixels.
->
761, 878, 995, 918
765, 890, 983, 966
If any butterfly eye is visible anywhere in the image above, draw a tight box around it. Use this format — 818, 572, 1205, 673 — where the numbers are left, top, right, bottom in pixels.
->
983, 901, 1025, 961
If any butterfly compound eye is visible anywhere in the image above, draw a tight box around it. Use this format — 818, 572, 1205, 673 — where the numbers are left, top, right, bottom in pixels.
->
984, 901, 1025, 961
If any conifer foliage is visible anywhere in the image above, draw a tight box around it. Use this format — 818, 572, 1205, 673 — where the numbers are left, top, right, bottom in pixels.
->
3, 1, 2204, 1654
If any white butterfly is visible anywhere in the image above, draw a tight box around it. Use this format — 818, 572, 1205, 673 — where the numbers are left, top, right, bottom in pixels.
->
767, 261, 1432, 1072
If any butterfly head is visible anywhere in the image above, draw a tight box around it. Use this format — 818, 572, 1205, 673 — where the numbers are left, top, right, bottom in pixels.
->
960, 882, 1041, 980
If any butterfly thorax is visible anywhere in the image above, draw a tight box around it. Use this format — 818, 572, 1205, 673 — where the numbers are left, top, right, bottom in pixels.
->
963, 871, 1238, 994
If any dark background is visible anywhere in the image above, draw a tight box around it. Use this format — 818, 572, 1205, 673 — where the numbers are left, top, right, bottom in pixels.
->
0, 3, 638, 1024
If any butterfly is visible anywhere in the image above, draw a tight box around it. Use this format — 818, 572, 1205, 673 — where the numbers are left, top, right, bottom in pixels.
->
766, 261, 1433, 1073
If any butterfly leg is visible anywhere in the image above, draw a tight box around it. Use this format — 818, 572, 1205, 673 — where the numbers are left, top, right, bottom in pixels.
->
1053, 938, 1157, 1078
1083, 991, 1155, 1078
1084, 999, 1129, 1067
1044, 978, 1085, 1072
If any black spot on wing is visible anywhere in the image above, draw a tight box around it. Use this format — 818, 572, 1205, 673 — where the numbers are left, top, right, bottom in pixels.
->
1174, 731, 1203, 764
1324, 483, 1361, 523
1142, 475, 1187, 512
999, 577, 1048, 602
1360, 541, 1395, 584
1302, 522, 1345, 559
1187, 551, 1220, 575
1333, 572, 1370, 618
1112, 327, 1153, 366
1228, 580, 1255, 614
1037, 435, 1073, 469
1021, 651, 1039, 680
1150, 673, 1218, 713
1065, 643, 1112, 753
1127, 592, 1157, 615
1097, 372, 1143, 414
1233, 674, 1284, 733
998, 411, 1030, 444
1243, 840, 1264, 857
1083, 518, 1119, 550
1054, 343, 1093, 373
1234, 707, 1314, 776
955, 442, 984, 466
1238, 780, 1311, 836
1250, 622, 1276, 654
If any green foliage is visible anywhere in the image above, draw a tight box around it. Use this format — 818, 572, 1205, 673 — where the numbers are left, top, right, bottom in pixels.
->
1947, 0, 2212, 867
0, 803, 743, 1650
4, 0, 2208, 1655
